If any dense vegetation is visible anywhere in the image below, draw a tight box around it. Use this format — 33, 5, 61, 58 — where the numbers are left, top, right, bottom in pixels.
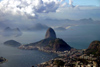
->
48, 38, 71, 51
53, 60, 65, 67
85, 40, 100, 56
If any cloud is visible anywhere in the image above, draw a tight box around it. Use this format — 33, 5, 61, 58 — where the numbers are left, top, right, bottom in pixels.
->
66, 26, 71, 29
61, 2, 67, 7
53, 25, 72, 31
0, 0, 61, 19
54, 27, 66, 31
0, 0, 100, 31
69, 0, 73, 6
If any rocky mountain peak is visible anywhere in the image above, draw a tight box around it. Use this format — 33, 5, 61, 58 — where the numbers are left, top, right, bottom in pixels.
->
45, 28, 56, 39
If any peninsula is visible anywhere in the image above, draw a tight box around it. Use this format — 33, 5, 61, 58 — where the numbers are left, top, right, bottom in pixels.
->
19, 28, 71, 52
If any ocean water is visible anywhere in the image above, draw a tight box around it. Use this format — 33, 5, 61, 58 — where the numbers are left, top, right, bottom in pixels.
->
0, 44, 57, 67
56, 24, 100, 49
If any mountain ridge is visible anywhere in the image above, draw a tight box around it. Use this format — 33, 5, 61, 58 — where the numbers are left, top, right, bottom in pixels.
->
2, 27, 22, 37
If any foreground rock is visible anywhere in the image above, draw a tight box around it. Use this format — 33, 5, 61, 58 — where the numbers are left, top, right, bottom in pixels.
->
4, 40, 21, 47
85, 40, 100, 56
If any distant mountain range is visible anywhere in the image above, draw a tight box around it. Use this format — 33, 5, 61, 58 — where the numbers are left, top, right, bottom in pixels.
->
28, 23, 49, 31
0, 18, 99, 33
1, 27, 22, 37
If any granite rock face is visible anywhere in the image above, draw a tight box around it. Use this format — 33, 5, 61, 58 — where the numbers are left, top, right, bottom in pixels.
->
45, 28, 56, 39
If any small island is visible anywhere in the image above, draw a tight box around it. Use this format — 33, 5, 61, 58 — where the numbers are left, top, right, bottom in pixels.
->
0, 57, 7, 64
4, 40, 21, 47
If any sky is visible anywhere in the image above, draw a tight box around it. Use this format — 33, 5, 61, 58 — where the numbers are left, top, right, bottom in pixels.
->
0, 0, 100, 6
69, 0, 100, 6
0, 0, 100, 31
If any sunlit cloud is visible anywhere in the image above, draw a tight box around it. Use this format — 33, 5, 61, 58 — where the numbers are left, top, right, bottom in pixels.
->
0, 0, 62, 18
0, 0, 99, 32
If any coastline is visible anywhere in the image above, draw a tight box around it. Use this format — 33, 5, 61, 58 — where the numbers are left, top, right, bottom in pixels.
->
36, 49, 99, 67
19, 46, 99, 67
36, 48, 84, 67
19, 45, 84, 56
19, 45, 85, 67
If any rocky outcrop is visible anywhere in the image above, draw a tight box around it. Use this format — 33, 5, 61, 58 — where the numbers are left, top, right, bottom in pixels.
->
85, 40, 100, 56
45, 28, 56, 39
4, 40, 21, 47
20, 28, 71, 51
